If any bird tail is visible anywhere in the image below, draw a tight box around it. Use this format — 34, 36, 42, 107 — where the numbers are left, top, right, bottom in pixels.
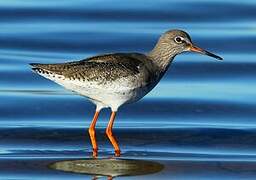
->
29, 63, 66, 82
29, 63, 47, 74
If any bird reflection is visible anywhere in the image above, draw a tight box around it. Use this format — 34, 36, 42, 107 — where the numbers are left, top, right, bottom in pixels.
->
92, 175, 113, 180
49, 158, 164, 179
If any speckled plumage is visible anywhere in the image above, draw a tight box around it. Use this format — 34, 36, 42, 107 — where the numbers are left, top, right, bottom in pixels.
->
32, 53, 156, 83
31, 52, 162, 111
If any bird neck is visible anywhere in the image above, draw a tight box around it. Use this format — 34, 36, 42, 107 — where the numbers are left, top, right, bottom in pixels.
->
148, 41, 176, 72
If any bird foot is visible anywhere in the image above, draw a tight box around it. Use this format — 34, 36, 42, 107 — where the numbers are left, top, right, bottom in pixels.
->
92, 148, 98, 158
114, 150, 121, 157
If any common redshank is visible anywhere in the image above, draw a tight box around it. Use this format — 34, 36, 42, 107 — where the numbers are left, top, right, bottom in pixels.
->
30, 29, 222, 157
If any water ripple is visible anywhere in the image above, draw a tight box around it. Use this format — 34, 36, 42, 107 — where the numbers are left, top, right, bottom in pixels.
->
0, 1, 255, 179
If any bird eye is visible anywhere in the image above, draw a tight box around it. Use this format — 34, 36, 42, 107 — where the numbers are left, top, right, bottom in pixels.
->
174, 36, 183, 44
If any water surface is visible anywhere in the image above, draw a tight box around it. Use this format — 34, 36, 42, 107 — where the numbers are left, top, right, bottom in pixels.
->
0, 0, 256, 179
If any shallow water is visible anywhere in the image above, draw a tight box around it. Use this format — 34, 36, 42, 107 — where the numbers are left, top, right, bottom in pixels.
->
1, 0, 256, 179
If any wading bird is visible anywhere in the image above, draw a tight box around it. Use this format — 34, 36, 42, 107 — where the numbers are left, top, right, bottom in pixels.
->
30, 29, 222, 157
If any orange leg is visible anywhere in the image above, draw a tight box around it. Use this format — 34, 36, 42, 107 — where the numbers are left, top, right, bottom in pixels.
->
88, 111, 100, 158
106, 111, 121, 157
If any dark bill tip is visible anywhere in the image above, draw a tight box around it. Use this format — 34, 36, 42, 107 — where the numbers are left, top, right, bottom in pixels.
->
190, 45, 223, 60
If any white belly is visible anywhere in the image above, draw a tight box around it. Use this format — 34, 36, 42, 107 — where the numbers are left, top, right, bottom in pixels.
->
41, 73, 152, 111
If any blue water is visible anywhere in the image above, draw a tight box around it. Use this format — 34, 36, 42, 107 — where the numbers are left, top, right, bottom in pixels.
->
1, 0, 256, 179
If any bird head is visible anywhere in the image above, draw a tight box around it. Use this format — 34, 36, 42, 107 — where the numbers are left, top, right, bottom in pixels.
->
160, 29, 223, 60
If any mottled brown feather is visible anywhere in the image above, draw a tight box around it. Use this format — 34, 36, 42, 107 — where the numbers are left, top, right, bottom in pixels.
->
30, 53, 157, 84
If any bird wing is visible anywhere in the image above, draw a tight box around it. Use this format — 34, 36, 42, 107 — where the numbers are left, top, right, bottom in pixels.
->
30, 53, 153, 85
